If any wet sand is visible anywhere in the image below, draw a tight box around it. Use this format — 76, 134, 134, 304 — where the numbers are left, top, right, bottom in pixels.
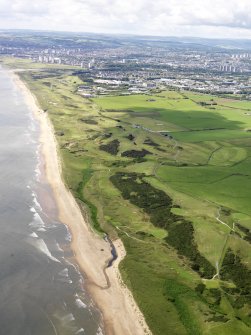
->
13, 71, 152, 335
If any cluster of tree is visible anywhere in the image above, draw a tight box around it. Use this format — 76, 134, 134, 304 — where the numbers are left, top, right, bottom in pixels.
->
121, 149, 152, 158
79, 118, 98, 125
110, 172, 215, 278
236, 223, 251, 243
143, 137, 160, 147
99, 139, 120, 155
220, 248, 251, 307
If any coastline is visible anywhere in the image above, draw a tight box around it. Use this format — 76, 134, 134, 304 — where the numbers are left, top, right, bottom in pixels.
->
12, 70, 152, 335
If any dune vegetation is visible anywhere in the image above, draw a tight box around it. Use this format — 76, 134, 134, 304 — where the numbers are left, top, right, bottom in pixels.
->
3, 57, 251, 335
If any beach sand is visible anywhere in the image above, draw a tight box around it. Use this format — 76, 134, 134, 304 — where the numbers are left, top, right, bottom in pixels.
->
13, 71, 152, 335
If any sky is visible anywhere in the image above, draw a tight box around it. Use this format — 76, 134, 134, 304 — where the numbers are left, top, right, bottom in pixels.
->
1, 0, 251, 39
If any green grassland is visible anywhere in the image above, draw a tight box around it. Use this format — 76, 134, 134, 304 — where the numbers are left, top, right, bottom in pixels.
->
2, 57, 251, 335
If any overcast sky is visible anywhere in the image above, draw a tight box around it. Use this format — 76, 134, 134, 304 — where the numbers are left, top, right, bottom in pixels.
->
1, 0, 251, 39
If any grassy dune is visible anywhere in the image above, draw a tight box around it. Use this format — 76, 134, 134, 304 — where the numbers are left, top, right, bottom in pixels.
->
3, 57, 250, 335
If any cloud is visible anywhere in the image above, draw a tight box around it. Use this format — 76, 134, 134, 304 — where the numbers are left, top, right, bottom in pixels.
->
0, 0, 251, 38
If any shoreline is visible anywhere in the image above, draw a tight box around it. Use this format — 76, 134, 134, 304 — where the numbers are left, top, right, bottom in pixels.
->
12, 70, 151, 335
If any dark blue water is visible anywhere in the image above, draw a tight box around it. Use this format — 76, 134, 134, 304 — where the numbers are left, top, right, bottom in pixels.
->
0, 67, 104, 335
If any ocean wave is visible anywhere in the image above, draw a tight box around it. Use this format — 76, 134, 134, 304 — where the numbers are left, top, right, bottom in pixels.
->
58, 268, 69, 277
37, 227, 46, 232
96, 327, 104, 335
35, 167, 41, 180
27, 235, 60, 263
29, 212, 45, 229
29, 232, 39, 238
57, 268, 73, 283
55, 243, 64, 252
32, 192, 42, 211
75, 297, 87, 309
64, 260, 81, 276
64, 225, 72, 242
61, 313, 75, 324
30, 207, 36, 213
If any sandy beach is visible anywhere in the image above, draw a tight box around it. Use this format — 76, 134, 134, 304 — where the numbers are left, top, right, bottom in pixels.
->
13, 71, 152, 335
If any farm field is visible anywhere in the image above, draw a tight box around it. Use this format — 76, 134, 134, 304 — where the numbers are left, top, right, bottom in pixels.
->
4, 58, 250, 335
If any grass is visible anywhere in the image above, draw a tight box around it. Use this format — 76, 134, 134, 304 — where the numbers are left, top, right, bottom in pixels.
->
4, 57, 250, 335
173, 129, 251, 142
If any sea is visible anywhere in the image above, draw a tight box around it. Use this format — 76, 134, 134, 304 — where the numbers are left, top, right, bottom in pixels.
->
0, 67, 104, 335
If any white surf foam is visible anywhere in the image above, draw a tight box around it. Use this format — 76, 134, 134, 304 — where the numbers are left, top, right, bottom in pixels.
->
30, 207, 36, 213
57, 268, 73, 283
29, 232, 39, 238
35, 167, 41, 180
27, 236, 60, 263
75, 298, 87, 309
55, 243, 64, 252
32, 194, 42, 211
37, 227, 46, 232
64, 225, 72, 242
29, 212, 45, 229
58, 268, 69, 277
96, 327, 104, 335
61, 313, 75, 324
64, 259, 81, 276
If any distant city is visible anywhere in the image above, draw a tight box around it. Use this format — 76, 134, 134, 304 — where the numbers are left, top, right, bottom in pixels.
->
2, 30, 251, 97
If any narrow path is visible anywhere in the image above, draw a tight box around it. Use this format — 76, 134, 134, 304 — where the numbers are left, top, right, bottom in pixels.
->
116, 226, 149, 244
206, 145, 222, 165
212, 261, 219, 279
216, 207, 235, 232
152, 158, 162, 176
211, 206, 234, 279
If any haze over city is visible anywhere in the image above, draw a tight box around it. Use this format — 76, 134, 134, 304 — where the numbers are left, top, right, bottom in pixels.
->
1, 0, 251, 38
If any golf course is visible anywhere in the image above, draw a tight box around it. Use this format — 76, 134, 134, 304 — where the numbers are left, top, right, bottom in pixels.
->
3, 58, 251, 335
